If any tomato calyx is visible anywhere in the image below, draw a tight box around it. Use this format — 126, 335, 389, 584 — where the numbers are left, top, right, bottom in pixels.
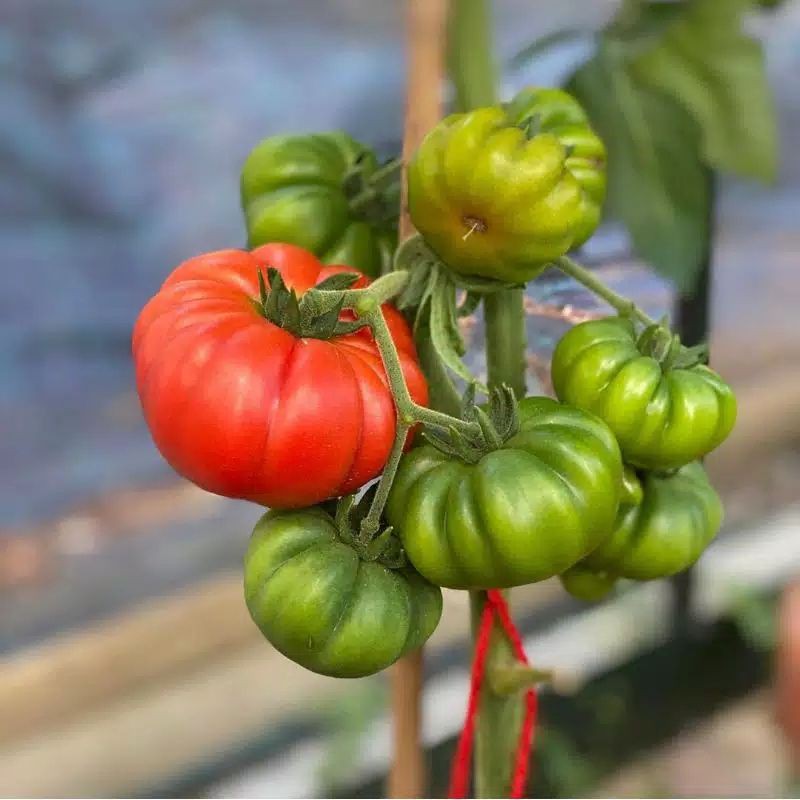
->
255, 267, 365, 340
636, 322, 709, 372
424, 384, 519, 464
342, 152, 401, 228
393, 235, 520, 394
331, 493, 408, 569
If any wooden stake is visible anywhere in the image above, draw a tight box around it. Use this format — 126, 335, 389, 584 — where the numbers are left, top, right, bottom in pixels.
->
389, 1, 447, 796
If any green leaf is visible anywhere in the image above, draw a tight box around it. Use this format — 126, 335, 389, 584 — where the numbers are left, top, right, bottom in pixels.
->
428, 275, 488, 391
508, 28, 588, 72
568, 44, 710, 293
457, 291, 482, 319
393, 234, 441, 313
632, 0, 777, 182
449, 271, 521, 294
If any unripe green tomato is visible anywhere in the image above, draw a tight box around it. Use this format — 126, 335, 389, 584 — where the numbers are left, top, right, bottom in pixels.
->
504, 87, 606, 247
551, 317, 737, 469
244, 508, 442, 678
560, 564, 617, 601
386, 397, 623, 590
581, 462, 722, 581
407, 87, 605, 283
241, 132, 394, 277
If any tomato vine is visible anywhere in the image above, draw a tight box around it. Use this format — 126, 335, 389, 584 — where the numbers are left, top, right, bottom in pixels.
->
130, 1, 744, 795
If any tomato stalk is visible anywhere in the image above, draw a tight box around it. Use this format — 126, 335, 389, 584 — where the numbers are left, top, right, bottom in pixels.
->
358, 420, 411, 541
449, 0, 536, 795
360, 299, 480, 437
319, 276, 482, 541
345, 157, 403, 218
555, 255, 656, 328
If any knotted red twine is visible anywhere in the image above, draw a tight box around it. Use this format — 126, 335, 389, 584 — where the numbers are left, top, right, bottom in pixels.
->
448, 589, 538, 799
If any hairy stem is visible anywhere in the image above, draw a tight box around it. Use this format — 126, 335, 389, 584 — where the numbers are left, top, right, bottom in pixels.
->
364, 303, 477, 437
483, 289, 527, 399
555, 255, 655, 327
360, 419, 411, 541
448, 0, 534, 793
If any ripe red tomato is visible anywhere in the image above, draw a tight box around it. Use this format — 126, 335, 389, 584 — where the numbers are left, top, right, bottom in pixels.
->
132, 243, 428, 508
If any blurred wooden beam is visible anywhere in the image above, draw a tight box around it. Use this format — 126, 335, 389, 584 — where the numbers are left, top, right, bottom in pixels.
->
0, 571, 260, 746
390, 0, 448, 796
0, 639, 338, 798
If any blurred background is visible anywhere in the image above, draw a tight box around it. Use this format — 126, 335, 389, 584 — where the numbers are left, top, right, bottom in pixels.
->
1, 0, 799, 796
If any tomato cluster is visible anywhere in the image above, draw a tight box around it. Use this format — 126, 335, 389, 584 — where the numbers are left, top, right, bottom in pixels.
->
132, 86, 736, 679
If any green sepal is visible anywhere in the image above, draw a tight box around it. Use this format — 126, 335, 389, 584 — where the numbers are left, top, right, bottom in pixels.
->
314, 272, 362, 292
330, 491, 407, 569
637, 322, 709, 371
457, 291, 482, 318
257, 268, 362, 340
423, 383, 519, 465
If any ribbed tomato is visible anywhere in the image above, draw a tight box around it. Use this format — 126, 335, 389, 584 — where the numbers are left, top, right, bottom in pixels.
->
132, 243, 428, 508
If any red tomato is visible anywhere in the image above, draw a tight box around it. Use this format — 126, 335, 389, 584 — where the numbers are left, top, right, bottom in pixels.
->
132, 243, 428, 508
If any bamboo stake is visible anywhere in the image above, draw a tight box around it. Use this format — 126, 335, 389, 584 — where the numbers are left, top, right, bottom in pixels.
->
389, 1, 448, 796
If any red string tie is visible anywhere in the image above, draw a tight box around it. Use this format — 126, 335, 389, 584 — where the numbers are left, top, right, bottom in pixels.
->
448, 589, 539, 799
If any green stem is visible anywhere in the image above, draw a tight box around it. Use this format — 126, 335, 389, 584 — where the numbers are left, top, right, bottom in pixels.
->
360, 420, 411, 541
416, 320, 464, 416
469, 590, 525, 798
449, 0, 529, 793
350, 270, 411, 308
483, 289, 527, 399
364, 304, 477, 437
346, 159, 402, 216
474, 288, 528, 798
368, 157, 403, 187
320, 266, 481, 541
555, 255, 655, 327
448, 0, 498, 110
347, 186, 379, 215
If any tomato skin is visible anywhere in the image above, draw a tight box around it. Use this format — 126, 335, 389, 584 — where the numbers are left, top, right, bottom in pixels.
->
505, 87, 606, 247
560, 564, 617, 601
243, 508, 442, 677
132, 243, 427, 508
407, 88, 605, 283
385, 397, 623, 590
551, 317, 737, 470
576, 462, 722, 582
241, 132, 394, 277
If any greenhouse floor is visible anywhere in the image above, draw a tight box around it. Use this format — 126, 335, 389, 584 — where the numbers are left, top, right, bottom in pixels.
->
597, 690, 791, 798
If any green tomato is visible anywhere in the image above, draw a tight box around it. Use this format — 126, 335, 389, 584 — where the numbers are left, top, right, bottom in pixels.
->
407, 87, 605, 283
504, 87, 606, 247
551, 317, 737, 469
385, 396, 623, 590
560, 564, 617, 602
241, 132, 395, 277
580, 462, 722, 581
243, 507, 442, 678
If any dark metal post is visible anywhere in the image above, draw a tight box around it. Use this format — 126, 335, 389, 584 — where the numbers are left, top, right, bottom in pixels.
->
671, 170, 715, 639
